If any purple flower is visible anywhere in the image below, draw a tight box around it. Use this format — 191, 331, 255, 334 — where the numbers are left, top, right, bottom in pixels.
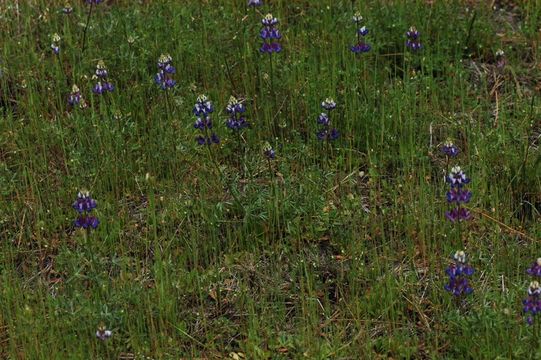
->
196, 134, 220, 145
68, 85, 83, 107
527, 258, 541, 277
51, 33, 61, 55
248, 0, 263, 6
316, 98, 339, 142
72, 191, 97, 213
321, 98, 336, 111
93, 81, 114, 94
441, 140, 459, 158
523, 281, 541, 325
350, 13, 371, 55
317, 113, 330, 126
86, 0, 103, 4
260, 14, 282, 54
155, 54, 176, 90
265, 149, 275, 159
74, 216, 100, 229
194, 116, 212, 130
157, 54, 172, 68
193, 95, 214, 117
263, 142, 275, 160
92, 61, 114, 95
351, 43, 371, 54
357, 26, 369, 36
72, 190, 99, 230
446, 188, 472, 204
406, 26, 422, 51
226, 97, 246, 115
226, 96, 250, 131
95, 60, 109, 79
317, 128, 340, 141
446, 166, 470, 188
193, 95, 220, 146
444, 251, 474, 296
445, 207, 472, 222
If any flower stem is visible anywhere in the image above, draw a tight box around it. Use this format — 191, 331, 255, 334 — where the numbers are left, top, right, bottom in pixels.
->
81, 2, 94, 54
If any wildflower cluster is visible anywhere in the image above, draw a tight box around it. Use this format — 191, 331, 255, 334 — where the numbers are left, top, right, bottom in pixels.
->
72, 190, 99, 230
155, 54, 176, 90
445, 166, 472, 222
248, 0, 263, 6
51, 33, 61, 55
260, 14, 282, 54
406, 26, 422, 51
350, 13, 371, 54
193, 95, 220, 146
316, 98, 339, 141
92, 60, 114, 95
225, 96, 249, 131
444, 250, 474, 296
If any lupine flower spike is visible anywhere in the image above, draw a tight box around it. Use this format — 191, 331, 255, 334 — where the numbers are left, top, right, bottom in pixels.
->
444, 250, 474, 296
441, 140, 459, 158
523, 281, 541, 325
445, 166, 472, 222
406, 26, 422, 51
350, 13, 371, 54
260, 14, 282, 54
226, 96, 249, 131
72, 190, 99, 229
92, 60, 114, 95
68, 85, 87, 108
51, 33, 61, 55
316, 98, 339, 141
193, 95, 220, 146
155, 54, 176, 90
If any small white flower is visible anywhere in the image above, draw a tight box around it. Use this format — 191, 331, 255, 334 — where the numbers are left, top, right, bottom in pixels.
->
96, 325, 112, 341
352, 12, 363, 23
453, 250, 466, 264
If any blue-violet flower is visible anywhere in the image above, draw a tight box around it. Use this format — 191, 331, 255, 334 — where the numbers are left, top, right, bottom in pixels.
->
444, 250, 474, 296
155, 54, 176, 90
72, 190, 99, 229
260, 13, 282, 54
350, 12, 371, 54
406, 26, 422, 51
193, 95, 220, 146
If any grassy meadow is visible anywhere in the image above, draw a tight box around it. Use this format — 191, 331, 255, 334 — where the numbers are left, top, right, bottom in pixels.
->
1, 0, 540, 358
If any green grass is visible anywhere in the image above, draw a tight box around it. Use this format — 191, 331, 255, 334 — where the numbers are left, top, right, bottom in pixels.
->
1, 0, 540, 358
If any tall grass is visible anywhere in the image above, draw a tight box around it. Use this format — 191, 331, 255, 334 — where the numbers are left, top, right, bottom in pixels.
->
0, 0, 540, 358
